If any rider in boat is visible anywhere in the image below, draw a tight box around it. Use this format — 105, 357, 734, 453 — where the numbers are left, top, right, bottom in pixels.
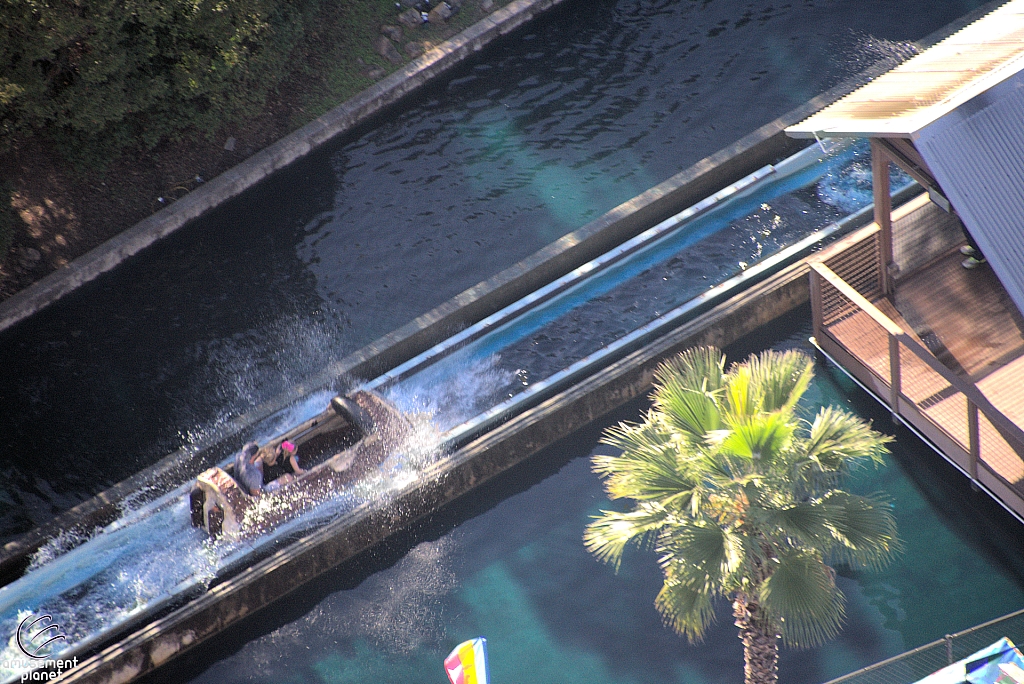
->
233, 441, 263, 496
255, 440, 305, 493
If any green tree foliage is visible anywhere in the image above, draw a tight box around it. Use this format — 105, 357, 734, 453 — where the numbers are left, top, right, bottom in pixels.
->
584, 347, 899, 684
0, 0, 318, 151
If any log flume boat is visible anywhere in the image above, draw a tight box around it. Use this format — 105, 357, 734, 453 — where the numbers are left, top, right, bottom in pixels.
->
189, 389, 412, 538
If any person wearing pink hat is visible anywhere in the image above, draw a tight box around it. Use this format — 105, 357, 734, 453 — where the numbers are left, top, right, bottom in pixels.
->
265, 440, 305, 493
243, 440, 305, 495
278, 440, 304, 475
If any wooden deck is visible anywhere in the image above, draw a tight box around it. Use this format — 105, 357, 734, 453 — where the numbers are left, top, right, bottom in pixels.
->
811, 218, 1024, 520
893, 250, 1024, 380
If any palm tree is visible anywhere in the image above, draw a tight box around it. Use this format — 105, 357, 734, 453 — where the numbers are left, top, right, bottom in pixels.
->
584, 347, 898, 684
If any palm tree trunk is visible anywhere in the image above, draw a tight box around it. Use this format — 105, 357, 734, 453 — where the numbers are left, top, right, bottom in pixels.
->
733, 593, 779, 684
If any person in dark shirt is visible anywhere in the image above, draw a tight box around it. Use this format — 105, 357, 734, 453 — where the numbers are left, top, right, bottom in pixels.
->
280, 440, 304, 475
257, 440, 305, 493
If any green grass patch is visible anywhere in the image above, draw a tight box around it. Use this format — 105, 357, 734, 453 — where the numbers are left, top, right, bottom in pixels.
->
292, 0, 513, 127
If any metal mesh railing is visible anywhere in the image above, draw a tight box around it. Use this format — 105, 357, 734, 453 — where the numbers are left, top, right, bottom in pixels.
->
825, 230, 881, 301
817, 270, 890, 382
811, 257, 1024, 516
978, 411, 1024, 492
891, 197, 964, 279
898, 337, 968, 449
823, 608, 1024, 684
820, 272, 870, 330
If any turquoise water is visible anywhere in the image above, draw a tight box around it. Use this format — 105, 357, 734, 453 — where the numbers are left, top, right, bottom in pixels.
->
170, 322, 1024, 684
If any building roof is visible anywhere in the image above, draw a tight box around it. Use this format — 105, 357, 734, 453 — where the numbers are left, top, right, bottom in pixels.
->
786, 0, 1024, 139
913, 69, 1024, 318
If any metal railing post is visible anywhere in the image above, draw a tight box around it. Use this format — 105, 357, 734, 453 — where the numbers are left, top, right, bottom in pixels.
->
968, 400, 980, 481
888, 333, 900, 415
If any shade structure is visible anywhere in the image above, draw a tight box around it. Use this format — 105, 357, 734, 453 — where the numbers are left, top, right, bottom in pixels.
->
785, 0, 1024, 317
786, 0, 1024, 139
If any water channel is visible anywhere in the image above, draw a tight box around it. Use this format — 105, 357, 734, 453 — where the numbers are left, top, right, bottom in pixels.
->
159, 317, 1024, 684
0, 0, 1008, 680
0, 131, 908, 683
0, 0, 986, 542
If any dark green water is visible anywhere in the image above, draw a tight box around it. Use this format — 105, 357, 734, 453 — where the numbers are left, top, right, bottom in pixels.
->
158, 317, 1024, 684
0, 0, 989, 541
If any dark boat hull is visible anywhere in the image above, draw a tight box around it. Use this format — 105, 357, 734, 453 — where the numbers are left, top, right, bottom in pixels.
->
190, 390, 410, 538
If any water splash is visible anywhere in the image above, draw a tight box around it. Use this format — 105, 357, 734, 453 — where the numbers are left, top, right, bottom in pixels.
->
0, 391, 446, 684
832, 32, 919, 81
384, 352, 517, 433
816, 140, 914, 214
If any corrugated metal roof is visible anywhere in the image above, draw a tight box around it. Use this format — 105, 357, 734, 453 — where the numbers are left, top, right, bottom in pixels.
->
786, 0, 1024, 138
913, 70, 1024, 319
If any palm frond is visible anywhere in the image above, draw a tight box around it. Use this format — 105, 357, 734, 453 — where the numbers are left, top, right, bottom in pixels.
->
659, 521, 746, 586
595, 419, 700, 505
764, 499, 840, 551
655, 386, 722, 441
652, 354, 725, 441
804, 407, 893, 472
747, 349, 815, 413
759, 549, 845, 648
719, 412, 795, 465
654, 564, 718, 642
584, 505, 670, 571
723, 363, 760, 418
654, 347, 726, 393
598, 411, 681, 462
820, 491, 900, 570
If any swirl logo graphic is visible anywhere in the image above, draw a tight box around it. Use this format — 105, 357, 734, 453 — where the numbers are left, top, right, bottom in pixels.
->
16, 614, 67, 659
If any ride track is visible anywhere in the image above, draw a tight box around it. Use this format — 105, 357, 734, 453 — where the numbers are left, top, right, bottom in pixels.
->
0, 134, 923, 683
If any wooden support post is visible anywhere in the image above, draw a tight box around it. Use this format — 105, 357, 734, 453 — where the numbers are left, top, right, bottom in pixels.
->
810, 268, 824, 342
871, 139, 893, 296
888, 333, 901, 414
968, 399, 980, 480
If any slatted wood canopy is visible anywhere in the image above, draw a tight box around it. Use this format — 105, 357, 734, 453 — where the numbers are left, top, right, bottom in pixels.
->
786, 0, 1024, 140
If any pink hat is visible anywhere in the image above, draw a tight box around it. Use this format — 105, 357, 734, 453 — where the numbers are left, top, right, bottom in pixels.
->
281, 440, 296, 453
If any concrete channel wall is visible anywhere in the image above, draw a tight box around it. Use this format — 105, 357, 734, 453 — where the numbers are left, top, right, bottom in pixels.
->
0, 103, 818, 584
62, 258, 813, 684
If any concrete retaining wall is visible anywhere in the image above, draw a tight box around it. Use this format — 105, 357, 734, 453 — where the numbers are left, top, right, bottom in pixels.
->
62, 258, 812, 684
0, 102, 816, 583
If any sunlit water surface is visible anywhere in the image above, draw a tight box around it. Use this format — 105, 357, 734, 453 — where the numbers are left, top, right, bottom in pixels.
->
0, 0, 987, 540
0, 139, 911, 681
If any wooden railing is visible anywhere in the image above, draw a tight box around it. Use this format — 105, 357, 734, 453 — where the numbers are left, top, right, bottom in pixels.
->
810, 261, 1024, 517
